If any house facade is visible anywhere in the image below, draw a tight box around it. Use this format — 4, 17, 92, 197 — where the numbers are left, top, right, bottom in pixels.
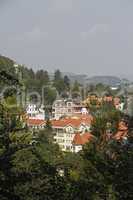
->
27, 118, 46, 130
72, 132, 94, 153
52, 114, 93, 152
26, 104, 45, 120
52, 99, 86, 120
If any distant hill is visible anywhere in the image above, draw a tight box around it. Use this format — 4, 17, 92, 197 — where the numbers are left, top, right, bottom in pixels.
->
0, 55, 125, 87
62, 74, 122, 87
49, 72, 87, 85
86, 76, 121, 86
62, 72, 87, 85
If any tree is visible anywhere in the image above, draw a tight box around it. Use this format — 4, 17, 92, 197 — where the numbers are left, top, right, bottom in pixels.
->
64, 75, 70, 91
72, 80, 81, 99
0, 100, 33, 200
0, 55, 15, 75
53, 70, 67, 95
43, 70, 50, 84
54, 70, 62, 82
91, 102, 122, 150
36, 70, 49, 85
43, 87, 57, 106
45, 119, 52, 130
53, 79, 66, 95
72, 80, 80, 92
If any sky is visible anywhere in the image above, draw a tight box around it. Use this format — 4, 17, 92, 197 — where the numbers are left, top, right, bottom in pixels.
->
0, 0, 133, 78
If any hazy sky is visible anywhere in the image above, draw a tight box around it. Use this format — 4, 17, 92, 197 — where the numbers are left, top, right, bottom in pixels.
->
0, 0, 133, 77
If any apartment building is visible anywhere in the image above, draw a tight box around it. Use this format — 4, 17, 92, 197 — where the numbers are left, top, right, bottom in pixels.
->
52, 114, 93, 152
52, 99, 86, 120
26, 104, 45, 120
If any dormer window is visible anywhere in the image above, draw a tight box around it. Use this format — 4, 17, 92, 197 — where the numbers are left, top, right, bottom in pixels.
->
67, 102, 72, 107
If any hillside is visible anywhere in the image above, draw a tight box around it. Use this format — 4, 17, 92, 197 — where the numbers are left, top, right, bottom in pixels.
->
0, 55, 15, 74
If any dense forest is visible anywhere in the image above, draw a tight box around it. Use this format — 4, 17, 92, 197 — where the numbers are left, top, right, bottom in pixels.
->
0, 55, 133, 200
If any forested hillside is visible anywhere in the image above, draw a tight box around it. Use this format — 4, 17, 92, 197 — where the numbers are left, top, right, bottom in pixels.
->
0, 55, 133, 199
0, 55, 14, 71
0, 56, 80, 105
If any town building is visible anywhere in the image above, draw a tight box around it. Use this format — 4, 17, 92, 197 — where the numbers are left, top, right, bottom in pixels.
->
52, 114, 93, 152
27, 118, 46, 130
113, 121, 128, 142
26, 104, 45, 120
83, 95, 124, 111
72, 132, 94, 153
52, 99, 86, 120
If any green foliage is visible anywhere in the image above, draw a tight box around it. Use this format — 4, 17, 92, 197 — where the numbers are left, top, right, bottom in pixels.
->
45, 119, 52, 131
0, 55, 15, 74
43, 86, 57, 106
53, 79, 66, 94
111, 143, 133, 200
54, 69, 62, 82
91, 102, 123, 151
53, 70, 71, 95
64, 75, 70, 90
72, 80, 80, 92
21, 66, 57, 105
72, 80, 81, 98
0, 56, 133, 200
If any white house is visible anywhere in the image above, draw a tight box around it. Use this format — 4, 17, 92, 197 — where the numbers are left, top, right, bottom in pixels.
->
52, 99, 84, 120
27, 118, 46, 130
26, 104, 45, 120
72, 132, 94, 153
52, 114, 93, 152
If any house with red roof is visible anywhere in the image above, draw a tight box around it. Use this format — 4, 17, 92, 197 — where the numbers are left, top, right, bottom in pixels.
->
26, 112, 96, 152
83, 95, 124, 111
113, 121, 128, 141
27, 118, 46, 129
72, 132, 94, 153
26, 104, 45, 120
52, 115, 93, 152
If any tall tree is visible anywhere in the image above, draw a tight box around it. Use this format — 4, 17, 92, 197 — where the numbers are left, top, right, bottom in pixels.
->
54, 70, 62, 82
64, 75, 70, 91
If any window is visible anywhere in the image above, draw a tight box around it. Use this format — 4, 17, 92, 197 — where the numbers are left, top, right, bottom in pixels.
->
66, 146, 71, 151
58, 133, 64, 137
67, 102, 72, 107
66, 126, 73, 133
66, 134, 72, 138
57, 139, 64, 143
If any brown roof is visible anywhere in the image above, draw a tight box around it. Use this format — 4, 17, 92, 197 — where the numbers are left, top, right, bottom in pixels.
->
118, 121, 128, 131
113, 121, 128, 141
51, 115, 93, 128
113, 131, 128, 140
27, 119, 46, 126
73, 132, 94, 145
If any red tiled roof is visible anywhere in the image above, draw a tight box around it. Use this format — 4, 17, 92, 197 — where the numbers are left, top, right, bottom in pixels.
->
27, 119, 46, 126
26, 115, 93, 128
82, 132, 94, 144
51, 115, 93, 128
73, 133, 83, 145
113, 131, 128, 140
113, 121, 128, 140
118, 121, 128, 131
73, 132, 94, 145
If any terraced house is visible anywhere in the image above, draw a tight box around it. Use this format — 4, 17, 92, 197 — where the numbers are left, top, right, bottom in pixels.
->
52, 114, 93, 152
